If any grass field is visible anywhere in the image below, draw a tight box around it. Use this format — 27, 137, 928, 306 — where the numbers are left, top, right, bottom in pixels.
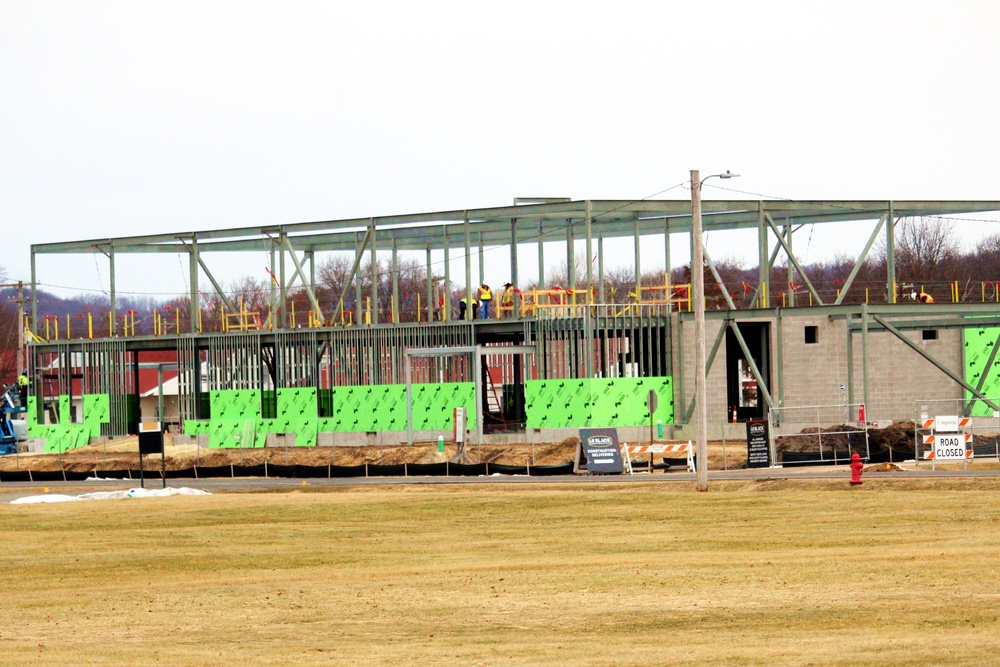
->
2, 478, 1000, 666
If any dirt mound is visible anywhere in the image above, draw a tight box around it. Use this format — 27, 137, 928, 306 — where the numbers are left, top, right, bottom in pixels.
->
0, 436, 585, 473
867, 421, 916, 450
863, 462, 907, 472
777, 421, 917, 454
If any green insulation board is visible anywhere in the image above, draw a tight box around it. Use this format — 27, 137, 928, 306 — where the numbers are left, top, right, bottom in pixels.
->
184, 382, 478, 444
26, 396, 37, 427
186, 378, 670, 443
27, 393, 111, 452
410, 382, 477, 430
82, 394, 110, 438
209, 389, 262, 420
58, 395, 71, 425
965, 327, 1000, 416
524, 376, 673, 429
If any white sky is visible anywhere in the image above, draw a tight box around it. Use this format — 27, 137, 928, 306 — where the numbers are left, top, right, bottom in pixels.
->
3, 0, 999, 300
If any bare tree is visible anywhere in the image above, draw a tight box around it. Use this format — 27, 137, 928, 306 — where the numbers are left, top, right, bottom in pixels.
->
974, 233, 1000, 280
317, 254, 429, 323
878, 216, 959, 285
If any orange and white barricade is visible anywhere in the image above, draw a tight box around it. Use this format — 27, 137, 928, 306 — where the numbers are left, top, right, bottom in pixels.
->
621, 441, 694, 473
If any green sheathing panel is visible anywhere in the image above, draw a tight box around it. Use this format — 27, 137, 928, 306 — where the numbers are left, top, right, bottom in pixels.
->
184, 420, 211, 436
278, 388, 317, 425
59, 395, 71, 425
590, 377, 673, 427
28, 393, 111, 452
965, 327, 1000, 416
331, 385, 407, 432
188, 390, 262, 448
276, 388, 318, 446
184, 383, 480, 443
410, 382, 476, 430
82, 394, 110, 438
210, 390, 262, 420
37, 422, 92, 453
26, 396, 38, 429
524, 379, 592, 429
327, 383, 475, 433
525, 377, 673, 429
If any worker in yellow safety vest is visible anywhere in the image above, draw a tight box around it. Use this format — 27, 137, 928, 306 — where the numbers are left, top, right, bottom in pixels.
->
17, 371, 29, 404
500, 282, 515, 317
459, 296, 478, 320
477, 284, 492, 319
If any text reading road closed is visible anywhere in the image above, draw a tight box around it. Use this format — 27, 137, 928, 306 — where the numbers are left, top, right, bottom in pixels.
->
933, 435, 968, 460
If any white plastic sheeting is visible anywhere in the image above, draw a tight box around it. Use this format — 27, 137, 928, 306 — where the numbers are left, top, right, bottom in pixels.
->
10, 487, 210, 504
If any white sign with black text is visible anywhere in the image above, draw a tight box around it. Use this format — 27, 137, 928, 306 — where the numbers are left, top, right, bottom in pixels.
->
933, 434, 969, 460
934, 415, 959, 433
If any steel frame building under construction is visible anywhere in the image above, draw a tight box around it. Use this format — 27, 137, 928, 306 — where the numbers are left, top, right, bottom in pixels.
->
23, 198, 1000, 453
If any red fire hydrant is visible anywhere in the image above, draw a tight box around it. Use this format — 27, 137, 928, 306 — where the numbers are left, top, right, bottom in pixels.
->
849, 452, 864, 485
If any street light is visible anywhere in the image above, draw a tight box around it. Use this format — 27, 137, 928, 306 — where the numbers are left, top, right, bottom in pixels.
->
690, 169, 739, 492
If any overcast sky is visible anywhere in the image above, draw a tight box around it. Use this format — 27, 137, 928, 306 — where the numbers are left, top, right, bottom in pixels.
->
2, 1, 999, 300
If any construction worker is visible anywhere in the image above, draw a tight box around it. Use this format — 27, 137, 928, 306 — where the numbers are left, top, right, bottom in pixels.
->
500, 282, 515, 317
17, 371, 29, 405
459, 296, 478, 320
478, 283, 492, 319
918, 292, 934, 303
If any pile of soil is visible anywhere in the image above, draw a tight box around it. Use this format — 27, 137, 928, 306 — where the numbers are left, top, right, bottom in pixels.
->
777, 421, 917, 454
776, 420, 1000, 456
0, 436, 585, 474
0, 436, 724, 474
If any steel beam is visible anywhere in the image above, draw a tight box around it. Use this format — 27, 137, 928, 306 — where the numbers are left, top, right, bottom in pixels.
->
765, 213, 824, 306
702, 245, 738, 311
835, 213, 886, 305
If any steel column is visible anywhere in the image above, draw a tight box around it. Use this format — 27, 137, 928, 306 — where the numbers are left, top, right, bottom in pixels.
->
585, 200, 593, 301
886, 201, 896, 303
369, 218, 378, 326
464, 214, 473, 321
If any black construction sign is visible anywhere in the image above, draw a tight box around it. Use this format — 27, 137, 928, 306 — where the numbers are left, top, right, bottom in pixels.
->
746, 419, 770, 468
578, 428, 624, 474
138, 430, 164, 455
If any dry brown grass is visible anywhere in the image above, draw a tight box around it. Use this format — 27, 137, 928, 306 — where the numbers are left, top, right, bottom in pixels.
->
2, 479, 1000, 665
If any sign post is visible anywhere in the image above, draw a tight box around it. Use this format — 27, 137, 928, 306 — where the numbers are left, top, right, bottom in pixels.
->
746, 419, 770, 468
647, 390, 658, 444
138, 421, 165, 489
452, 407, 466, 459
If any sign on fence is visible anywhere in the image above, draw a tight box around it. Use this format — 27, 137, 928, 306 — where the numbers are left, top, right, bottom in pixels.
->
932, 434, 969, 461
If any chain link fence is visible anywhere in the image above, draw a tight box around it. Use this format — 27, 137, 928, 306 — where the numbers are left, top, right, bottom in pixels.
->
771, 403, 870, 466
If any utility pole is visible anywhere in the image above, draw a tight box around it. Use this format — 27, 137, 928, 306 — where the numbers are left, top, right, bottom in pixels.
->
690, 169, 740, 492
1, 281, 28, 374
16, 281, 24, 373
690, 171, 709, 492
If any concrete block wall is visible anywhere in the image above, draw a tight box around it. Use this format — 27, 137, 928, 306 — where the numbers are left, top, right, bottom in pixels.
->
849, 325, 962, 421
674, 311, 966, 429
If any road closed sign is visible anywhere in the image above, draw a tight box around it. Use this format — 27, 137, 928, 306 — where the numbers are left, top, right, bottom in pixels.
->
933, 434, 970, 460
